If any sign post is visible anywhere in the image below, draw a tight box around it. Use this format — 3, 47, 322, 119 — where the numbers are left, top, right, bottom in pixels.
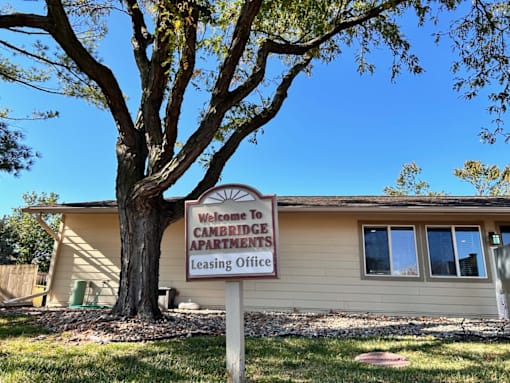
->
185, 184, 279, 383
225, 280, 244, 383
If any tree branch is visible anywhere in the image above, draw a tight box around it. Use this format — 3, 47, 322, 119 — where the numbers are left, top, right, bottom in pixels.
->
159, 55, 313, 226
0, 39, 102, 95
0, 2, 137, 146
0, 70, 64, 95
135, 0, 387, 200
140, 1, 267, 193
0, 39, 57, 66
212, 0, 262, 97
43, 0, 137, 147
187, 55, 313, 201
162, 3, 199, 165
269, 0, 406, 55
0, 12, 50, 30
126, 0, 152, 86
142, 8, 179, 174
227, 0, 406, 110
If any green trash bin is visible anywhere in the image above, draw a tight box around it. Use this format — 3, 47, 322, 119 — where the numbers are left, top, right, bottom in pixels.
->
70, 280, 87, 306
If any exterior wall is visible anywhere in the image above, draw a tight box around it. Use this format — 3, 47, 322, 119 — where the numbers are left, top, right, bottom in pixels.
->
48, 210, 505, 317
48, 214, 121, 307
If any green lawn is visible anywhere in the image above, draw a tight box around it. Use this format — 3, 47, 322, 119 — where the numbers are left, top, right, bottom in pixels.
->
1, 314, 509, 382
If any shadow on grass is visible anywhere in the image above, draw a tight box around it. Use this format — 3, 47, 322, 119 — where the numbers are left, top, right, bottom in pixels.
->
0, 314, 49, 339
1, 334, 228, 383
245, 336, 510, 383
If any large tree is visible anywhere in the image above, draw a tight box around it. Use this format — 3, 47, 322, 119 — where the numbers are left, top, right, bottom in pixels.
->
0, 1, 508, 319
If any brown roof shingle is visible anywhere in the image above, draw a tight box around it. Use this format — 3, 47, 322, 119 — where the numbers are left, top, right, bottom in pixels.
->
22, 195, 510, 214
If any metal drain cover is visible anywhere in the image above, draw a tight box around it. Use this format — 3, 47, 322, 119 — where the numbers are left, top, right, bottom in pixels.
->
355, 352, 410, 367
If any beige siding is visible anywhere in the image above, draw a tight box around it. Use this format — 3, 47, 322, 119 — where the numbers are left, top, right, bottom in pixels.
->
48, 214, 121, 307
48, 210, 502, 317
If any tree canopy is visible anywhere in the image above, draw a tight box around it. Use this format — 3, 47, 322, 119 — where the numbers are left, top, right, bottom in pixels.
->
385, 160, 510, 196
454, 160, 510, 195
1, 0, 508, 318
383, 161, 446, 196
2, 192, 60, 272
0, 216, 16, 265
0, 122, 38, 176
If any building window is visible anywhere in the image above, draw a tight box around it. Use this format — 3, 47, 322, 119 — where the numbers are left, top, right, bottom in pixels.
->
500, 225, 510, 245
363, 226, 419, 276
426, 226, 486, 278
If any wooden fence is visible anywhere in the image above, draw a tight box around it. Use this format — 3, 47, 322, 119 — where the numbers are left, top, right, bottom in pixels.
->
36, 272, 48, 286
0, 264, 38, 305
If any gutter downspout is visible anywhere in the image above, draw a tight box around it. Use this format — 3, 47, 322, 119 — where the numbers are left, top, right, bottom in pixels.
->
35, 213, 59, 241
1, 213, 61, 306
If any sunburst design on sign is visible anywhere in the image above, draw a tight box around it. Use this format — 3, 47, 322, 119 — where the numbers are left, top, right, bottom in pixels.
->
203, 187, 256, 204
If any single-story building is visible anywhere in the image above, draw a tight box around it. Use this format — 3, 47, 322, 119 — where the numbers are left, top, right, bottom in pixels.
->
20, 195, 510, 318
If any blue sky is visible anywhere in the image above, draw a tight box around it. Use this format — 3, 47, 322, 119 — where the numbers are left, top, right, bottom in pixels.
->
0, 5, 508, 217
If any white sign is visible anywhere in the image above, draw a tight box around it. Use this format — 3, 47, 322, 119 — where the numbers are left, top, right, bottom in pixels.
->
185, 184, 278, 280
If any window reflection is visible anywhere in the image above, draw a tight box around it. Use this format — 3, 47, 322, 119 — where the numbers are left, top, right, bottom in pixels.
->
363, 226, 418, 276
426, 226, 486, 278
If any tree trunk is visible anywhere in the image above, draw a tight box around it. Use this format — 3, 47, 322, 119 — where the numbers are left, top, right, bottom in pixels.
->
112, 194, 165, 320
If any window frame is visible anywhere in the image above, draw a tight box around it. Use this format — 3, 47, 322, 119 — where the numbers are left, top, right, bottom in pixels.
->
425, 225, 488, 279
361, 224, 420, 278
498, 224, 510, 246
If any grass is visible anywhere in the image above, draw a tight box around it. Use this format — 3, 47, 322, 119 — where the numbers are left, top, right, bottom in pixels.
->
1, 314, 509, 382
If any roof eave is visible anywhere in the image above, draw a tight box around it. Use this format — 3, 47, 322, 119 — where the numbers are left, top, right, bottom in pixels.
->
21, 206, 118, 214
22, 204, 510, 215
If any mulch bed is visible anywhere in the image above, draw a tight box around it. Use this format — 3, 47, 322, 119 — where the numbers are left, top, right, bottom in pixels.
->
2, 307, 509, 344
